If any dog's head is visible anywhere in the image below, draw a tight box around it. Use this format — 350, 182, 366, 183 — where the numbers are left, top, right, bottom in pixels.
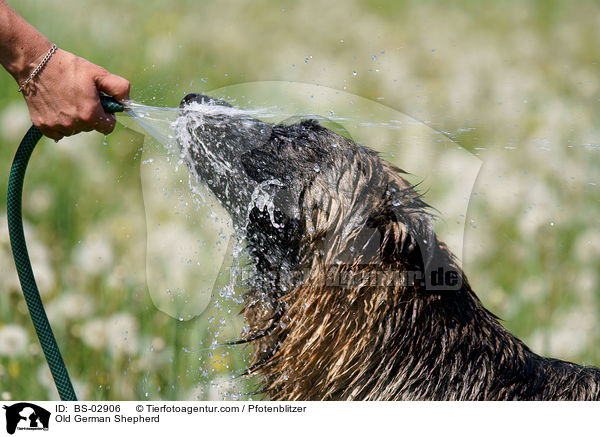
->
177, 93, 459, 292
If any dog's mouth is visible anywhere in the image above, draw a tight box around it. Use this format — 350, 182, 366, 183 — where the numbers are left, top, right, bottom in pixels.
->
176, 93, 274, 226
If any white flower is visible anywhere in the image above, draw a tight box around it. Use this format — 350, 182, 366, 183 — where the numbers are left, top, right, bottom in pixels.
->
478, 153, 524, 217
574, 229, 600, 263
36, 364, 53, 388
0, 246, 21, 294
528, 307, 596, 360
106, 313, 139, 356
0, 214, 9, 245
0, 324, 29, 357
80, 313, 140, 356
25, 187, 54, 216
46, 292, 94, 323
73, 234, 114, 276
206, 375, 239, 401
151, 336, 166, 352
29, 257, 56, 298
185, 384, 207, 401
516, 180, 558, 236
519, 277, 547, 302
0, 215, 54, 296
0, 102, 30, 143
573, 269, 598, 303
80, 318, 108, 350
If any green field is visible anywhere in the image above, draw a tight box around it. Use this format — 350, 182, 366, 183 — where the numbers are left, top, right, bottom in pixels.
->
0, 0, 598, 400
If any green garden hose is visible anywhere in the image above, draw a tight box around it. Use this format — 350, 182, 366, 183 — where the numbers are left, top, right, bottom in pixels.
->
7, 95, 124, 401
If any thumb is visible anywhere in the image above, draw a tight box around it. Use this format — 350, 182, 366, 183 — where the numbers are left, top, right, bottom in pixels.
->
95, 69, 131, 102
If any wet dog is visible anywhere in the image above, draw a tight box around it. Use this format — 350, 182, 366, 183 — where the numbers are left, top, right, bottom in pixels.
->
177, 93, 600, 400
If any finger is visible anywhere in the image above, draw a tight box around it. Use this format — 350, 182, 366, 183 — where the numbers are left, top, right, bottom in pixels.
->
95, 70, 131, 103
96, 112, 116, 135
34, 118, 72, 139
39, 127, 64, 141
87, 98, 116, 135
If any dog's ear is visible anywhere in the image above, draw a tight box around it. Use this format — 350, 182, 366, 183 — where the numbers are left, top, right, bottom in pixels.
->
364, 199, 462, 292
298, 164, 432, 269
314, 178, 461, 292
365, 202, 435, 266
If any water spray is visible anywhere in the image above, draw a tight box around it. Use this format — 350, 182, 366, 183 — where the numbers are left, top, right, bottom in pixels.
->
5, 83, 482, 401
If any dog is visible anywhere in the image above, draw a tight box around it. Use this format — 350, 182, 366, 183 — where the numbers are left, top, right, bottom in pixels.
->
176, 93, 600, 400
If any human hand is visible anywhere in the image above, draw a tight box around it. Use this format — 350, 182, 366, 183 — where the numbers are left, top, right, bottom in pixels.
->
20, 48, 130, 141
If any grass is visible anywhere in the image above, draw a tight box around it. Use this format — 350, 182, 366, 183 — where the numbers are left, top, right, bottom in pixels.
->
0, 0, 598, 400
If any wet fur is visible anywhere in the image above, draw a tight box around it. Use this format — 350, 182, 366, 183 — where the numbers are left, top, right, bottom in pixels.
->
179, 101, 600, 400
237, 121, 600, 400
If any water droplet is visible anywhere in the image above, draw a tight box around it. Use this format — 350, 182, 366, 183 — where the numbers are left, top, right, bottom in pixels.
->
313, 164, 320, 173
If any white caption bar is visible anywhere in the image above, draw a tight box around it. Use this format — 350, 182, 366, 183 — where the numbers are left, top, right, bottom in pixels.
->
0, 401, 597, 436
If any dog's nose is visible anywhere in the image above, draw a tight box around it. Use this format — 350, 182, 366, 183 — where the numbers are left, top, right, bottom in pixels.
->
180, 93, 232, 108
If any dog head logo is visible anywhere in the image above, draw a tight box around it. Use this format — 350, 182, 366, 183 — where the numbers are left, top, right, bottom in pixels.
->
3, 403, 50, 435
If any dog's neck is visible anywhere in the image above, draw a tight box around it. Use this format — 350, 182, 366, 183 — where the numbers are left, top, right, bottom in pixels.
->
243, 253, 600, 400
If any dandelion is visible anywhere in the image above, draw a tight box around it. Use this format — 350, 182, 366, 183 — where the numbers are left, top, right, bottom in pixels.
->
25, 187, 54, 216
185, 384, 206, 401
24, 226, 55, 296
0, 246, 21, 294
0, 214, 9, 245
151, 337, 166, 352
106, 313, 139, 356
207, 375, 238, 401
574, 229, 600, 263
528, 307, 596, 360
36, 365, 53, 389
80, 318, 108, 350
46, 293, 94, 322
0, 215, 54, 296
73, 234, 114, 276
72, 378, 91, 401
0, 325, 29, 357
0, 102, 30, 143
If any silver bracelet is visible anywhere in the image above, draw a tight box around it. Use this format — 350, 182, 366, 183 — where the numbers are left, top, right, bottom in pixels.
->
18, 43, 58, 93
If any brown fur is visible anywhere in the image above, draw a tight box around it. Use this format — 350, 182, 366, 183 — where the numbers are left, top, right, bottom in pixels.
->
178, 94, 600, 400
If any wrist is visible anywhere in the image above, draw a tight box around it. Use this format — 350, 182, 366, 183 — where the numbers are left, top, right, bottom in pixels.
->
0, 0, 52, 84
8, 38, 54, 85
